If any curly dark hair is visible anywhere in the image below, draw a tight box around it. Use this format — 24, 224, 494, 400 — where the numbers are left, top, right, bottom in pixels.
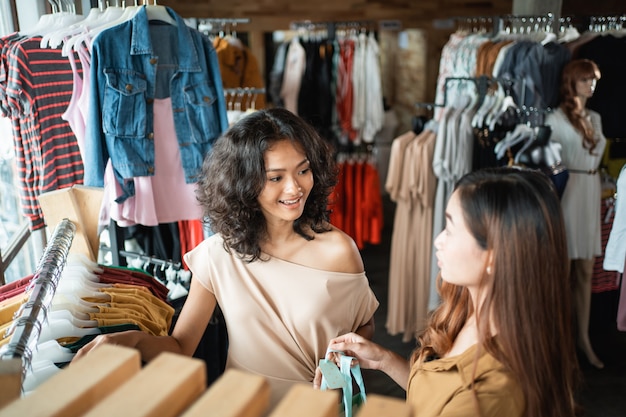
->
196, 108, 338, 262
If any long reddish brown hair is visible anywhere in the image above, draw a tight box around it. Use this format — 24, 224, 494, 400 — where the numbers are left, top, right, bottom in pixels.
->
412, 168, 579, 417
559, 59, 601, 154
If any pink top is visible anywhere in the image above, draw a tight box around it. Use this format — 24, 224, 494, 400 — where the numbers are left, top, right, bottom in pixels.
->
61, 44, 85, 158
100, 98, 203, 227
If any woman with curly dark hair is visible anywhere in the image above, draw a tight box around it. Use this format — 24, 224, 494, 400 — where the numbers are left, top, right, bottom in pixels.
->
74, 108, 378, 407
316, 168, 580, 417
546, 58, 606, 369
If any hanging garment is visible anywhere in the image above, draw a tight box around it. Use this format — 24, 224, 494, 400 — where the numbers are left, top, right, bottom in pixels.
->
604, 165, 626, 274
592, 197, 619, 293
386, 126, 437, 341
2, 34, 84, 230
83, 7, 228, 205
213, 36, 266, 109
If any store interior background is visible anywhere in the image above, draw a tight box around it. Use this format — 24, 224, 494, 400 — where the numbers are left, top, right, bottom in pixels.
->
6, 0, 626, 137
1, 1, 625, 416
2, 0, 625, 277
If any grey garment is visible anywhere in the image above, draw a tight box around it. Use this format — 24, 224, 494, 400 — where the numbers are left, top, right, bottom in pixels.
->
268, 41, 288, 107
496, 40, 570, 110
536, 41, 571, 109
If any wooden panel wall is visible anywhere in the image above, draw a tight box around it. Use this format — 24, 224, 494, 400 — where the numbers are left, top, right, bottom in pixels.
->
156, 1, 623, 132
158, 0, 514, 31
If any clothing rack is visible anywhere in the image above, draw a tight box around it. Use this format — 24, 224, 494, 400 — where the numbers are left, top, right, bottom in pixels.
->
497, 13, 554, 34
588, 14, 626, 32
197, 17, 251, 35
453, 16, 497, 34
441, 75, 524, 109
119, 250, 182, 271
0, 219, 75, 385
414, 102, 443, 110
289, 20, 375, 30
224, 87, 266, 95
198, 18, 251, 25
452, 13, 554, 35
224, 87, 266, 112
289, 20, 376, 39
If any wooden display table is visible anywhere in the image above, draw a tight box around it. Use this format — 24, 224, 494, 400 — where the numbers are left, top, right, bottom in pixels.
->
0, 345, 411, 417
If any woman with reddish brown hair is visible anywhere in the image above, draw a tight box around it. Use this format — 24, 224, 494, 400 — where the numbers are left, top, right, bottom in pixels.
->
316, 168, 580, 417
546, 58, 606, 369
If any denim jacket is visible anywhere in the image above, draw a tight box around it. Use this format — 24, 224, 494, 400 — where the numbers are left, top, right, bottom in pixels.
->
83, 6, 228, 202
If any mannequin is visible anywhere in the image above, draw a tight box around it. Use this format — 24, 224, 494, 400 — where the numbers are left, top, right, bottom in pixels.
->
545, 59, 606, 369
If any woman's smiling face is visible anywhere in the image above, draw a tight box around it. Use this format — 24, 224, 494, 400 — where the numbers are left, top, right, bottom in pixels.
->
258, 139, 314, 226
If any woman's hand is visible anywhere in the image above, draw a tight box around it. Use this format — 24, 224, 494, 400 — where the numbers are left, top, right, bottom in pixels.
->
325, 332, 388, 370
316, 332, 411, 390
71, 330, 143, 364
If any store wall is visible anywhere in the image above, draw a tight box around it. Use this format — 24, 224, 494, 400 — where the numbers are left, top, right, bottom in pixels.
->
156, 0, 623, 133
158, 0, 509, 132
158, 0, 514, 31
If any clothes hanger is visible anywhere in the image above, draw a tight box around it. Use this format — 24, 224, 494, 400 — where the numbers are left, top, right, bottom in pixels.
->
31, 338, 76, 364
79, 2, 131, 38
411, 115, 428, 135
471, 88, 497, 128
61, 3, 127, 55
513, 124, 554, 165
145, 0, 177, 26
50, 291, 108, 317
60, 269, 109, 287
493, 123, 533, 159
164, 265, 188, 300
48, 300, 94, 320
37, 315, 100, 344
54, 280, 110, 301
42, 6, 103, 48
488, 84, 518, 130
47, 309, 99, 329
23, 2, 82, 37
22, 359, 63, 392
66, 253, 104, 272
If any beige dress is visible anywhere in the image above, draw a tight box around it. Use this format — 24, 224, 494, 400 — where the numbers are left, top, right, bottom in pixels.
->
545, 108, 607, 259
184, 234, 379, 407
385, 128, 437, 342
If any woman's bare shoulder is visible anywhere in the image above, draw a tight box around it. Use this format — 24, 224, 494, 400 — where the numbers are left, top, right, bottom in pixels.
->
307, 225, 364, 274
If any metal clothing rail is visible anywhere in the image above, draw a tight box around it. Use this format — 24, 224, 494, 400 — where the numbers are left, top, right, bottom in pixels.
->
119, 250, 182, 271
224, 87, 266, 95
198, 18, 251, 25
437, 75, 525, 109
0, 219, 75, 377
290, 20, 374, 29
197, 18, 251, 32
451, 13, 554, 35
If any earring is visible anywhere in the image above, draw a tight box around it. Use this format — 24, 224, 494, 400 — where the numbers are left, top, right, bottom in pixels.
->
486, 266, 492, 275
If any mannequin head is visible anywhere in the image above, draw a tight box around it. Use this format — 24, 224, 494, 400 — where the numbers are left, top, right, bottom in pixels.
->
560, 59, 601, 109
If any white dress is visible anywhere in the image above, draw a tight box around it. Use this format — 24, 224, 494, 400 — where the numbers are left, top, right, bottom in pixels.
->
545, 107, 607, 259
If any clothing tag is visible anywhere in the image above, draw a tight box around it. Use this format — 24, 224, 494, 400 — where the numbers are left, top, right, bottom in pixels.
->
319, 359, 345, 389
